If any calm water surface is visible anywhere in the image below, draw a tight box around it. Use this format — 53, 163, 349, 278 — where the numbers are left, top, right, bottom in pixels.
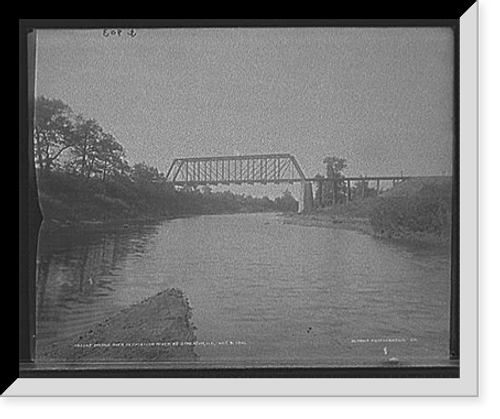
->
36, 213, 452, 367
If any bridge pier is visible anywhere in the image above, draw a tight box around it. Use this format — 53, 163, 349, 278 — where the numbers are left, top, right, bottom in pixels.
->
298, 181, 314, 214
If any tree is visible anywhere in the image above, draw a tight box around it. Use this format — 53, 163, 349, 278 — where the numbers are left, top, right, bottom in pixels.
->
70, 117, 104, 179
93, 133, 126, 181
34, 96, 76, 174
323, 156, 347, 179
274, 190, 298, 212
201, 185, 213, 195
322, 156, 347, 205
132, 162, 162, 183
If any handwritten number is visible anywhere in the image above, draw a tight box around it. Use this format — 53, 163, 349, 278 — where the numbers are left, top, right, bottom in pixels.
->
103, 29, 136, 38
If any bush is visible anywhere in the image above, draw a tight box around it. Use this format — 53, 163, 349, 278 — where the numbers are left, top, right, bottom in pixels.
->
369, 182, 452, 240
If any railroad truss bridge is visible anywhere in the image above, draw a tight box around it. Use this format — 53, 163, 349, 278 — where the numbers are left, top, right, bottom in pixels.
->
166, 153, 415, 213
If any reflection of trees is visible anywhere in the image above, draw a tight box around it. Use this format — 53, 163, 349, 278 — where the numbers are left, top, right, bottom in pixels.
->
36, 254, 52, 321
36, 224, 159, 336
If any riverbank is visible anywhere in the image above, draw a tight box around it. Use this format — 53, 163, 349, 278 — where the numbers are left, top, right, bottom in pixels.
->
38, 288, 198, 364
280, 211, 451, 247
280, 177, 453, 247
36, 171, 297, 228
280, 212, 375, 236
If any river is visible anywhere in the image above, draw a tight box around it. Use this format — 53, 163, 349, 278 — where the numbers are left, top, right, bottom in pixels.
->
36, 212, 452, 367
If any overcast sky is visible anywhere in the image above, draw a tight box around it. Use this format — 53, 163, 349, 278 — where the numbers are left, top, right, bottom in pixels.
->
35, 27, 454, 182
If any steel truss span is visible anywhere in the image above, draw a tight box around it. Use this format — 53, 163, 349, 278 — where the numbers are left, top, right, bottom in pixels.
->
166, 154, 306, 185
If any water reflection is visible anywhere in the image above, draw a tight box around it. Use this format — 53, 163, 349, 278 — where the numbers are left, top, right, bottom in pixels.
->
36, 213, 452, 367
36, 222, 160, 347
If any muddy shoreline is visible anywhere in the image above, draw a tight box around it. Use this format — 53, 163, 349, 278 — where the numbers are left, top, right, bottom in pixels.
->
279, 212, 451, 247
279, 212, 374, 234
38, 288, 198, 363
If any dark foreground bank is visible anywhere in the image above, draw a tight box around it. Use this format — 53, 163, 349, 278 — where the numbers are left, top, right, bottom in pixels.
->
38, 289, 198, 364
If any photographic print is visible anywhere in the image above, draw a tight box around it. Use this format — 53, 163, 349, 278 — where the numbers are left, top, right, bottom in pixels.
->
30, 23, 458, 372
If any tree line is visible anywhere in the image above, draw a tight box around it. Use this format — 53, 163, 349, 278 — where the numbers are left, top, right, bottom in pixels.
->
34, 97, 298, 222
35, 96, 131, 181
